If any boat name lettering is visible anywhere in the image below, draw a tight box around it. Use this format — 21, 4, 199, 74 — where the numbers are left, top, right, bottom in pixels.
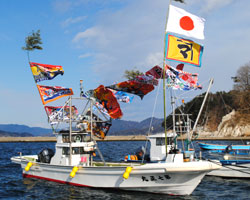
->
141, 175, 171, 182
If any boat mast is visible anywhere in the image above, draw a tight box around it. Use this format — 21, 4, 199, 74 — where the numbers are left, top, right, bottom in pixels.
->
171, 96, 176, 135
69, 95, 72, 165
90, 98, 93, 166
190, 78, 214, 141
163, 0, 172, 155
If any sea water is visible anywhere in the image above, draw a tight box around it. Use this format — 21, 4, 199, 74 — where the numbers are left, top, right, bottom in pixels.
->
0, 140, 250, 200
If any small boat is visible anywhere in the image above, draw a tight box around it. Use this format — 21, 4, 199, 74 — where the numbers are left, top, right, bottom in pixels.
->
198, 142, 250, 151
206, 150, 250, 178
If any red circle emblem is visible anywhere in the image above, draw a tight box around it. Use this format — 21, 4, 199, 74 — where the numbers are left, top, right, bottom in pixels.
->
179, 16, 194, 31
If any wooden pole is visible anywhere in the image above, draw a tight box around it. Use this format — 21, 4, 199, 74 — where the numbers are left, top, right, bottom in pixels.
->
163, 0, 172, 155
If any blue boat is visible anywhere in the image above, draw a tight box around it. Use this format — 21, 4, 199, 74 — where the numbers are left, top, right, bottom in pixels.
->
198, 142, 250, 150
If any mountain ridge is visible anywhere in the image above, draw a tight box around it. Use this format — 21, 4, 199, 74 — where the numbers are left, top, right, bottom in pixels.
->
0, 117, 164, 137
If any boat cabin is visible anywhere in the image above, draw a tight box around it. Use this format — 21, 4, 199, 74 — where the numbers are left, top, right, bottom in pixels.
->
147, 132, 178, 161
50, 130, 96, 166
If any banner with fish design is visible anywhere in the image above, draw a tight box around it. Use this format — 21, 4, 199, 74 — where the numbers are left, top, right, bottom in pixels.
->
134, 74, 158, 86
93, 101, 110, 117
37, 85, 74, 105
92, 122, 112, 139
93, 85, 123, 119
30, 62, 64, 82
165, 65, 202, 90
146, 65, 166, 79
45, 106, 78, 124
112, 90, 134, 103
107, 80, 154, 100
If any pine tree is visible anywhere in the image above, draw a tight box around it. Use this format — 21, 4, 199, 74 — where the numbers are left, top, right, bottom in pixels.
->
22, 30, 43, 61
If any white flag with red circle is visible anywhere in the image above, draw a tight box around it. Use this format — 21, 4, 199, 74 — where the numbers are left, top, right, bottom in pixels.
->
166, 5, 205, 40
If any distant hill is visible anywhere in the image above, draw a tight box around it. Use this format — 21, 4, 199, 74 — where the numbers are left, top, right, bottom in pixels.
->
0, 124, 52, 137
0, 130, 33, 137
109, 117, 164, 135
1, 90, 248, 137
0, 117, 164, 137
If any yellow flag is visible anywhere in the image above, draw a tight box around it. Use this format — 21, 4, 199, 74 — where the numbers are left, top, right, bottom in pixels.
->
165, 34, 203, 67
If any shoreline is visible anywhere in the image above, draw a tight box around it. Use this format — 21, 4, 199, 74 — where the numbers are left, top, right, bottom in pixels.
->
1, 135, 250, 142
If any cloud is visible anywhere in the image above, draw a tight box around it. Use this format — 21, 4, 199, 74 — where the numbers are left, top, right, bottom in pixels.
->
70, 0, 249, 96
78, 53, 92, 59
72, 26, 110, 50
71, 0, 166, 81
72, 27, 99, 42
61, 16, 87, 28
141, 52, 163, 67
52, 0, 72, 13
199, 0, 234, 14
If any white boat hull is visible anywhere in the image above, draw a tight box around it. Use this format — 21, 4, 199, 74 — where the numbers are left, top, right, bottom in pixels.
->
12, 156, 219, 195
207, 160, 250, 178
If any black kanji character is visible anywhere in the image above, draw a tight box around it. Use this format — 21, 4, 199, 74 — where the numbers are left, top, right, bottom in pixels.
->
177, 39, 193, 60
164, 174, 171, 179
150, 176, 156, 181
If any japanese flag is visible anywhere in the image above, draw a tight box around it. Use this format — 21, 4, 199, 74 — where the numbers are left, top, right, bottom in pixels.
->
166, 5, 205, 40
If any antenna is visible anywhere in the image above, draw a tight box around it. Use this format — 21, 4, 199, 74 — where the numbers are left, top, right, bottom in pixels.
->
80, 80, 84, 97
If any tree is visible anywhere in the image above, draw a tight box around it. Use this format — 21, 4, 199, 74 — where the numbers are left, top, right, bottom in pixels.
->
22, 30, 43, 61
123, 68, 143, 80
232, 63, 250, 113
232, 62, 250, 91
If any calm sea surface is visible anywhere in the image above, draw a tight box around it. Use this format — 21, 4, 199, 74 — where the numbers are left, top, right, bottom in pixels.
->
1, 140, 250, 200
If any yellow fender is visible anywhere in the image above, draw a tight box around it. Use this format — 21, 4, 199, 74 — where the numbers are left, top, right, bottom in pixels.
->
123, 167, 133, 179
25, 162, 33, 172
70, 166, 79, 178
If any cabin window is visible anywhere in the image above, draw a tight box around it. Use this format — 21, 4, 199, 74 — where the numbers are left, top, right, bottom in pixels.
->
72, 147, 79, 154
62, 135, 70, 143
62, 147, 85, 155
62, 147, 70, 155
156, 138, 173, 146
72, 147, 85, 155
156, 138, 165, 146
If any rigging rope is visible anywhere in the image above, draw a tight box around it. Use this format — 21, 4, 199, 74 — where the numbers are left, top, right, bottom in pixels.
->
141, 77, 163, 163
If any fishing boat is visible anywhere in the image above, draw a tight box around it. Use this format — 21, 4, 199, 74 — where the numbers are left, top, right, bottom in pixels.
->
198, 142, 250, 151
11, 1, 221, 196
11, 94, 221, 195
206, 148, 250, 178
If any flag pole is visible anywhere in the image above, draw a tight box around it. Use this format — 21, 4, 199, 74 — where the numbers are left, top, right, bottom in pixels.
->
163, 0, 172, 156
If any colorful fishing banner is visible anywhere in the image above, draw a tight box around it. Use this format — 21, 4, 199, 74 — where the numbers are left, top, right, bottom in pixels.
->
37, 85, 74, 105
107, 80, 154, 100
76, 110, 112, 139
165, 34, 203, 67
30, 62, 64, 82
93, 85, 123, 119
165, 65, 202, 90
112, 90, 134, 103
146, 65, 164, 79
93, 101, 110, 117
45, 106, 78, 124
92, 122, 112, 139
134, 74, 158, 86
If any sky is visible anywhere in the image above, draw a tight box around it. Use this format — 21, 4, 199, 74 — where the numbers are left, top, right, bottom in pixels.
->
0, 0, 250, 128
